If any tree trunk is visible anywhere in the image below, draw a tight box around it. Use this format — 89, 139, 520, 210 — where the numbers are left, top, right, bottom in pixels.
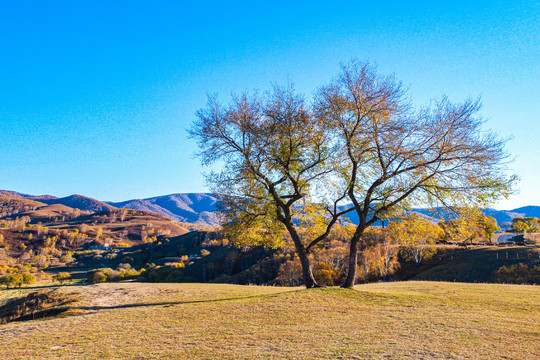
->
297, 246, 318, 288
285, 222, 319, 288
342, 235, 360, 288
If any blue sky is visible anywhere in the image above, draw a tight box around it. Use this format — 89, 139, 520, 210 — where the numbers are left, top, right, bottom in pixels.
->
0, 1, 538, 209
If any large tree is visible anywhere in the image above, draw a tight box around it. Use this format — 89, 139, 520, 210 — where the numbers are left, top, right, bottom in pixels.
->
191, 60, 514, 289
315, 61, 515, 287
190, 85, 351, 288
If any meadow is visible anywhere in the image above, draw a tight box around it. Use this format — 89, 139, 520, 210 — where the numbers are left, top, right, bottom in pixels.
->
0, 281, 538, 359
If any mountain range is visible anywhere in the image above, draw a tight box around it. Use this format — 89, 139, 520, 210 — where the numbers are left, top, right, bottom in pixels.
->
2, 190, 219, 225
2, 190, 538, 227
108, 193, 219, 225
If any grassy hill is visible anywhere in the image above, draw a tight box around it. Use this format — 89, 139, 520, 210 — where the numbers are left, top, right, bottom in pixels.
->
409, 246, 540, 282
41, 194, 116, 212
0, 281, 538, 359
393, 245, 540, 283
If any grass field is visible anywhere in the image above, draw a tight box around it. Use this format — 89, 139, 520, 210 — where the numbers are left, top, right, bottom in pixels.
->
0, 281, 538, 359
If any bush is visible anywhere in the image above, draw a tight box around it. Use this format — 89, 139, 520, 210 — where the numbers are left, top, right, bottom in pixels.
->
200, 249, 210, 257
313, 262, 339, 286
86, 266, 141, 284
21, 273, 36, 286
87, 270, 108, 284
60, 254, 74, 264
0, 271, 35, 289
141, 265, 187, 283
0, 273, 23, 288
55, 272, 72, 284
164, 262, 185, 268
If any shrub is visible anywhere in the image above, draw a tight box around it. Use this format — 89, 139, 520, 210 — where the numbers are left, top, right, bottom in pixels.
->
164, 262, 185, 268
313, 262, 339, 286
87, 270, 108, 284
59, 254, 74, 264
200, 249, 210, 257
55, 272, 72, 284
86, 266, 141, 284
0, 273, 23, 288
21, 273, 36, 286
142, 265, 187, 283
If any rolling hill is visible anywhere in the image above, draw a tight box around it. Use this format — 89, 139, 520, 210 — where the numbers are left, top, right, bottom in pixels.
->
109, 193, 219, 225
41, 194, 116, 212
3, 189, 540, 228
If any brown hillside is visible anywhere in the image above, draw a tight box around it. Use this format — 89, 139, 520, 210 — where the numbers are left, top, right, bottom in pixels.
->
5, 204, 86, 223
41, 194, 116, 212
0, 208, 188, 268
0, 193, 45, 218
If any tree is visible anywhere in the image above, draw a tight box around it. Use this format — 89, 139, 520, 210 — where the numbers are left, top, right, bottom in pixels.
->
190, 85, 351, 288
512, 217, 539, 233
191, 59, 514, 288
440, 208, 485, 244
95, 227, 103, 241
388, 213, 443, 265
315, 60, 515, 287
478, 215, 500, 243
359, 246, 377, 283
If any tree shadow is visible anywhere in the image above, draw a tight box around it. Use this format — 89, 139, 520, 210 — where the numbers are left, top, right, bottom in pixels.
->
73, 290, 301, 312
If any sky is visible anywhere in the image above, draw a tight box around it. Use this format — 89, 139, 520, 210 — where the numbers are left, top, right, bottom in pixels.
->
0, 1, 538, 209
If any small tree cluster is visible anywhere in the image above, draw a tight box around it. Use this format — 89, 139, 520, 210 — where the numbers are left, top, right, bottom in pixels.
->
86, 264, 141, 284
496, 263, 540, 284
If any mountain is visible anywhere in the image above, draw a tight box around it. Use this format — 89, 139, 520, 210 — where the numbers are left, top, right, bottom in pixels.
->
109, 193, 219, 225
3, 189, 540, 228
41, 194, 116, 212
0, 191, 112, 213
483, 206, 540, 226
0, 190, 58, 201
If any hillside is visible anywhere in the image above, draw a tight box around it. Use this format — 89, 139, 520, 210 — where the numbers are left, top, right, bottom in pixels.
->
0, 192, 46, 217
395, 245, 540, 283
41, 194, 116, 212
109, 193, 219, 225
4, 189, 540, 228
2, 203, 82, 223
0, 208, 189, 266
0, 282, 538, 359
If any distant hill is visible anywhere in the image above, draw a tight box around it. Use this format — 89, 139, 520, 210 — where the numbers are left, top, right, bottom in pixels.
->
3, 189, 540, 228
0, 192, 46, 217
0, 190, 58, 202
2, 203, 78, 223
41, 194, 116, 212
109, 193, 219, 225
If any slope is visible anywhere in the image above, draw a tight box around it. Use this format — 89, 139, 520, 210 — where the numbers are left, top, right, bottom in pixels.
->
109, 193, 219, 225
42, 194, 116, 212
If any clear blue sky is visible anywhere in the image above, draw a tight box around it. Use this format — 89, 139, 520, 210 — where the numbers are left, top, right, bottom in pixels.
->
0, 1, 538, 209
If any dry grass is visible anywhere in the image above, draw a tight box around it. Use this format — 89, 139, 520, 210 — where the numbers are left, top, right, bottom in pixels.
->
0, 281, 538, 359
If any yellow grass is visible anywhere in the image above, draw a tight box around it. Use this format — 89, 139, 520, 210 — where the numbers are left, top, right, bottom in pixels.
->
0, 281, 538, 359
